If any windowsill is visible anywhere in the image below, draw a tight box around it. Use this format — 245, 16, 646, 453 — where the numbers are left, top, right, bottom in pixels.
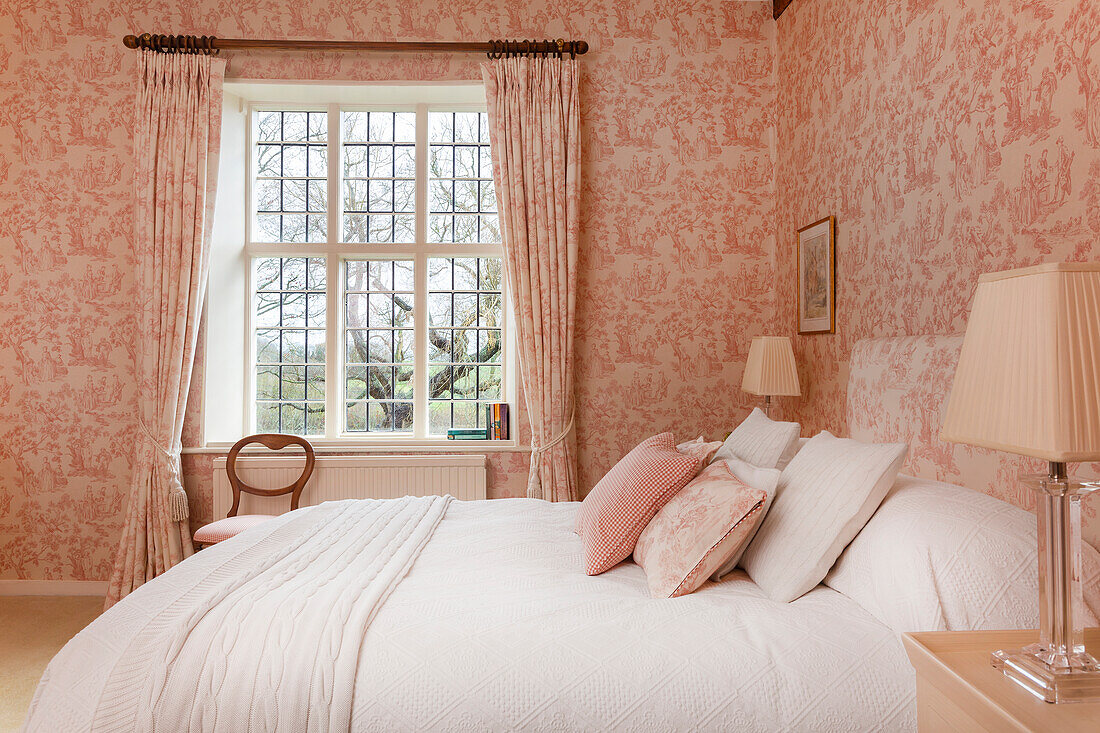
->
182, 439, 525, 454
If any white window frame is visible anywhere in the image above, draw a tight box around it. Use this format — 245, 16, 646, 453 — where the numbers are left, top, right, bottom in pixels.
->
200, 83, 516, 450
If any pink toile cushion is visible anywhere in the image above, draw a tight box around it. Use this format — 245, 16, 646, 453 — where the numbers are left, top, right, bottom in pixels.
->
634, 461, 768, 598
575, 433, 701, 575
193, 515, 277, 545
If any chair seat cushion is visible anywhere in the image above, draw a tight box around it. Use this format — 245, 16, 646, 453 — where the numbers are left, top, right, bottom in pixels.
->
194, 514, 277, 544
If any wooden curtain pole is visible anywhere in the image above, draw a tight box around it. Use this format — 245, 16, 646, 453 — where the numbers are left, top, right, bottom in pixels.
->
122, 33, 589, 57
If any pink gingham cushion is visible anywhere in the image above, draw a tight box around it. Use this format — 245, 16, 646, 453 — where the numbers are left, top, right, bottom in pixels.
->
634, 461, 767, 598
575, 432, 702, 575
193, 514, 277, 545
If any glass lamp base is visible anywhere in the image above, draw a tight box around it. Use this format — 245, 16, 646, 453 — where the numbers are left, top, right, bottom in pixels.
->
992, 646, 1100, 703
1000, 470, 1100, 703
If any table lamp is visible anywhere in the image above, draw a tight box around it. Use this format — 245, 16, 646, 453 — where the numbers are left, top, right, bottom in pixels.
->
940, 262, 1100, 703
742, 336, 800, 417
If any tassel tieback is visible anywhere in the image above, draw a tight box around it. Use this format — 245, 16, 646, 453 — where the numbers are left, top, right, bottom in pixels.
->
169, 484, 190, 522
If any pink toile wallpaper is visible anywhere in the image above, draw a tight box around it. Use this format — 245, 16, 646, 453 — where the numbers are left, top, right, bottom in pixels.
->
776, 0, 1100, 434
5, 0, 1096, 583
0, 1, 777, 580
774, 0, 1100, 532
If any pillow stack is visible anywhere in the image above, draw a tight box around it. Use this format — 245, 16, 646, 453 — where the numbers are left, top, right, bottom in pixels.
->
576, 412, 909, 604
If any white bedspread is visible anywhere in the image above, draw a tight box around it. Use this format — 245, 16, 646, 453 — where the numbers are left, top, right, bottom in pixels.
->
25, 498, 916, 732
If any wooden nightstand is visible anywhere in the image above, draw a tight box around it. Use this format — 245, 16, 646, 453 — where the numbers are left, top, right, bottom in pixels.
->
903, 628, 1100, 732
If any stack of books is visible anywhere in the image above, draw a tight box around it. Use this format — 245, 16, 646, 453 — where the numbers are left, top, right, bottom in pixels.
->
486, 403, 509, 440
445, 403, 510, 440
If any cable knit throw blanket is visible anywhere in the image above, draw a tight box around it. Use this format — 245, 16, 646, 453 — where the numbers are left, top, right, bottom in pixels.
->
25, 496, 451, 733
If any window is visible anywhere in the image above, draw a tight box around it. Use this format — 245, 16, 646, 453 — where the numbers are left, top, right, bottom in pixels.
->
231, 92, 509, 442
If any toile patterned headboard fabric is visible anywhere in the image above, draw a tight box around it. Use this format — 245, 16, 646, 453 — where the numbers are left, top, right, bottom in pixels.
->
846, 335, 1099, 552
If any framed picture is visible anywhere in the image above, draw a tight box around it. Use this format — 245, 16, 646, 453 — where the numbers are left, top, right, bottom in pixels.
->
797, 216, 836, 334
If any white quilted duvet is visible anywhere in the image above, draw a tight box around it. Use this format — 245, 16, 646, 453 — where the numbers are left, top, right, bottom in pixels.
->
25, 498, 916, 732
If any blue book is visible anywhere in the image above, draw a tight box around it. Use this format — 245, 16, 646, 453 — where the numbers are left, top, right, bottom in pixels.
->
447, 429, 487, 440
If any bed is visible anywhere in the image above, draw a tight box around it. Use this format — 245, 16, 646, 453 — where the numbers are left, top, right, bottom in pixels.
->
25, 498, 915, 731
22, 336, 1100, 732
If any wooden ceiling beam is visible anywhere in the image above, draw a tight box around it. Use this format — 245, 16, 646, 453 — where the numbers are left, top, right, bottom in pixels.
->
773, 0, 795, 20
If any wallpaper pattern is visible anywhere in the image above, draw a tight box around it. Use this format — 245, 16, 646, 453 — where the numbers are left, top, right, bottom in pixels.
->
0, 2, 777, 579
11, 0, 1094, 583
775, 0, 1100, 523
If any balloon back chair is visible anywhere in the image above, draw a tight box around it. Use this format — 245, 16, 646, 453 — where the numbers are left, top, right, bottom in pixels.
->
193, 434, 316, 547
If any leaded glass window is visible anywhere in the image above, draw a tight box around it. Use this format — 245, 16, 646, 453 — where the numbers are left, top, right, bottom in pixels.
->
248, 101, 508, 440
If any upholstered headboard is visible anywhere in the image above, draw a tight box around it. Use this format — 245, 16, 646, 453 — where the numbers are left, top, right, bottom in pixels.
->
846, 335, 1099, 551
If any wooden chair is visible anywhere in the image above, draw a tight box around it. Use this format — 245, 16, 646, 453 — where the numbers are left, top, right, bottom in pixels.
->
193, 434, 316, 547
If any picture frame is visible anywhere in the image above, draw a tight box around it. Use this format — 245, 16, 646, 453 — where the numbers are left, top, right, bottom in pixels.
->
797, 216, 836, 335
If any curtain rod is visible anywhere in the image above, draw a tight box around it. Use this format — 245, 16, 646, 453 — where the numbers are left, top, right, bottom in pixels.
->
122, 34, 589, 58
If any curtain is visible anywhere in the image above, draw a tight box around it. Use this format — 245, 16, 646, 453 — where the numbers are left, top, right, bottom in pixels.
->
482, 56, 581, 501
106, 50, 225, 607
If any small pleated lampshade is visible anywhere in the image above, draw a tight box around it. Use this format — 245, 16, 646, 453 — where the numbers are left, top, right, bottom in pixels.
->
940, 262, 1100, 462
742, 337, 801, 397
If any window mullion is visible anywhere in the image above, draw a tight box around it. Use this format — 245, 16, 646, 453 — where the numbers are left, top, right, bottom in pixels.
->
326, 103, 341, 439
244, 104, 256, 436
413, 104, 429, 439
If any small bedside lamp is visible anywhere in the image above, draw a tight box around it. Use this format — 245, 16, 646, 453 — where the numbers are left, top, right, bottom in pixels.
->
940, 262, 1100, 703
742, 336, 800, 417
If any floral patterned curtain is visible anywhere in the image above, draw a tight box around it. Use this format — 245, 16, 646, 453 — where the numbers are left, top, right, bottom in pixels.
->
482, 56, 581, 501
106, 50, 224, 606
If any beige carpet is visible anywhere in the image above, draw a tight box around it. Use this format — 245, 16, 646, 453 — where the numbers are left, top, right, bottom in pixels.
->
0, 596, 103, 732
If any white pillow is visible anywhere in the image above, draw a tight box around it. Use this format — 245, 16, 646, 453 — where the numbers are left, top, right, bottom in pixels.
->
709, 457, 782, 581
825, 475, 1100, 634
712, 408, 801, 469
740, 430, 908, 603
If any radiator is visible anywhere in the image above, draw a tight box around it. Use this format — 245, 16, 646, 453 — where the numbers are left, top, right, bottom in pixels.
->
211, 454, 487, 518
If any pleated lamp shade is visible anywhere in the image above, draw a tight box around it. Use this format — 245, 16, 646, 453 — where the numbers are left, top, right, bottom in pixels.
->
742, 336, 801, 397
940, 262, 1100, 462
